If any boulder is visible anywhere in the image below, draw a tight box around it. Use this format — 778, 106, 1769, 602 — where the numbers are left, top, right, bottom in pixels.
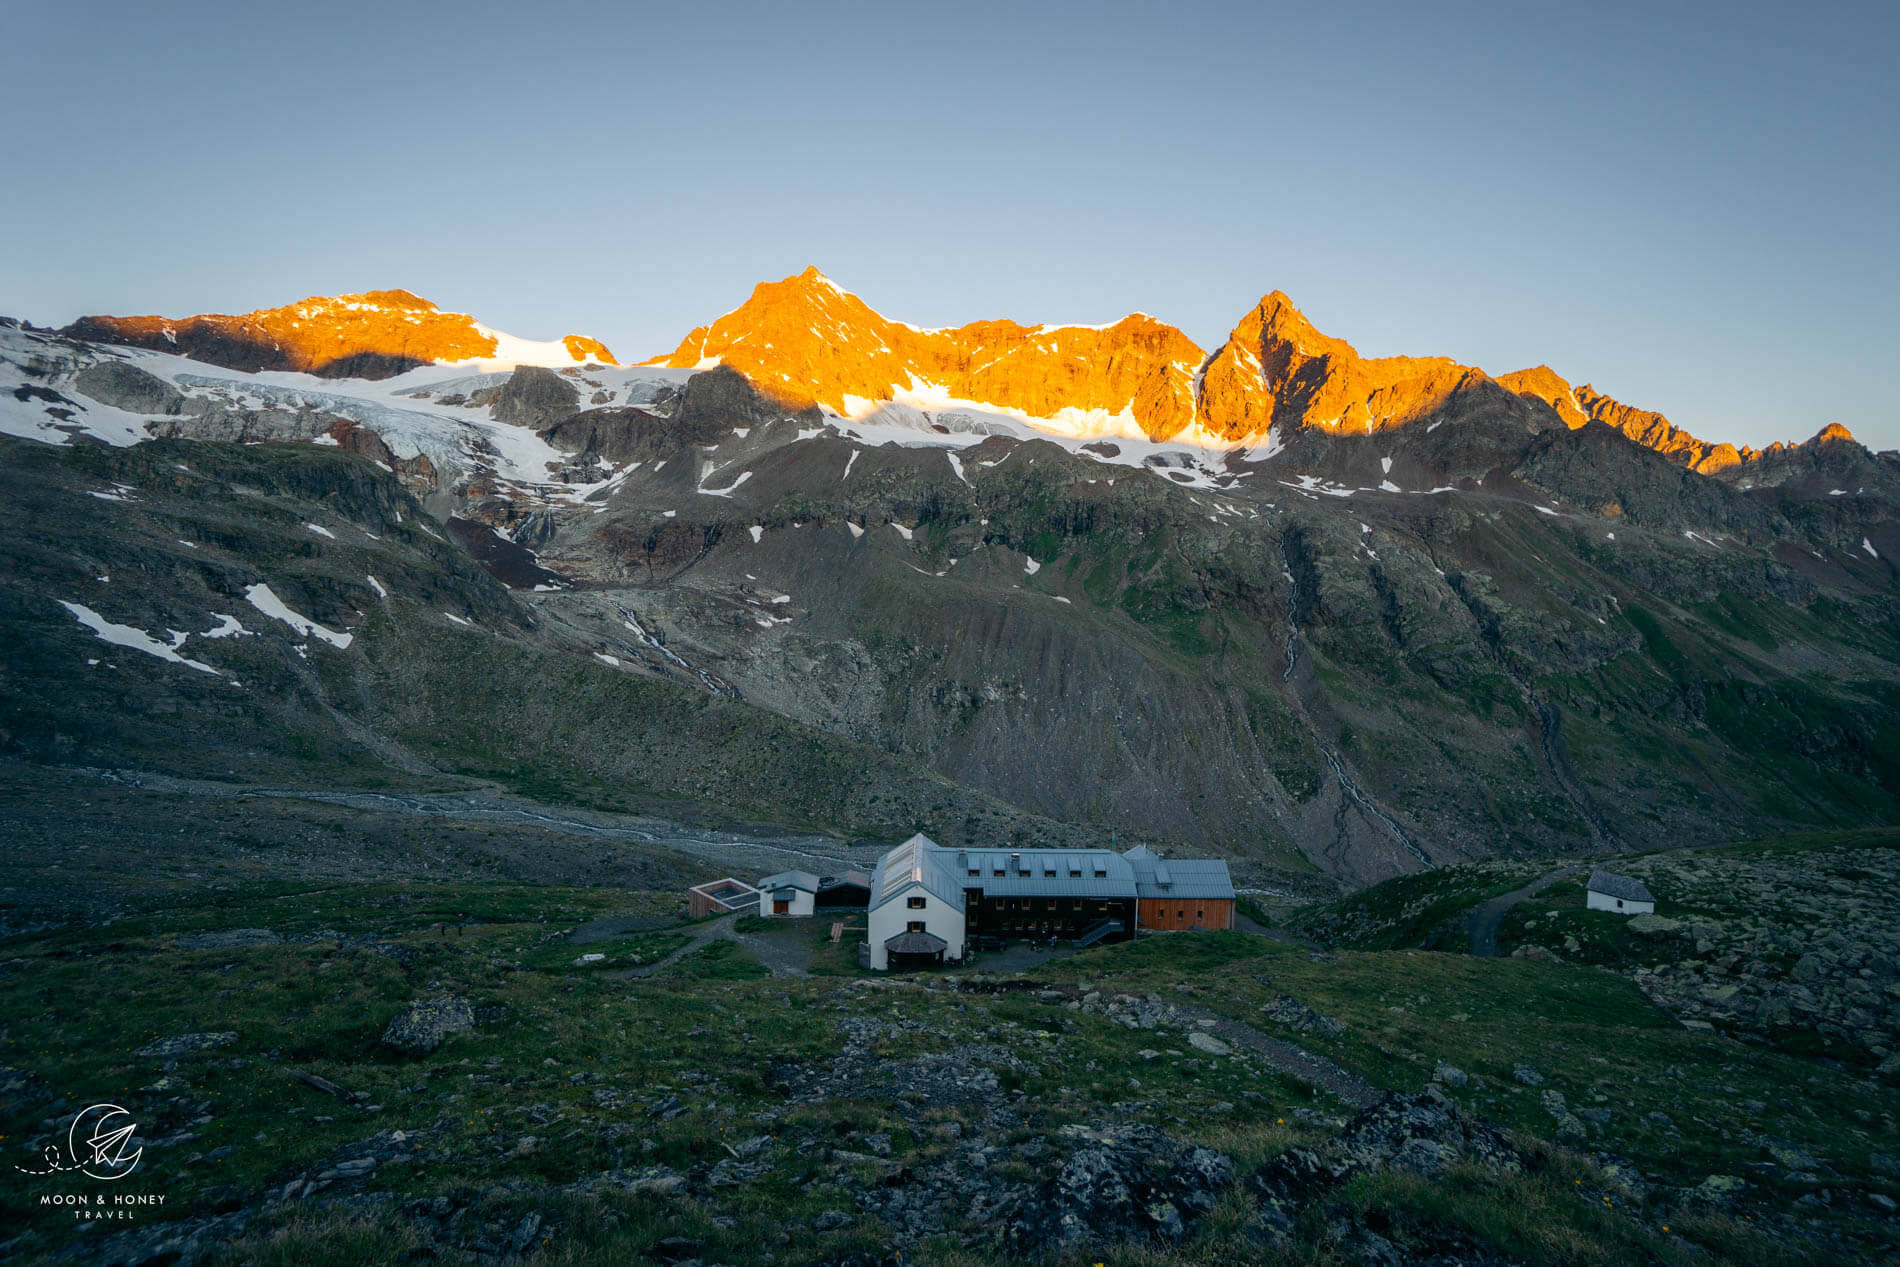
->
1692, 1173, 1747, 1203
1188, 1031, 1232, 1056
380, 995, 474, 1056
1627, 914, 1683, 935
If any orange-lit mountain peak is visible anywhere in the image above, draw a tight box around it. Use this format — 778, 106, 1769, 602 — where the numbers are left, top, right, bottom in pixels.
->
1495, 365, 1592, 427
64, 291, 616, 379
649, 270, 1204, 439
1196, 291, 1475, 439
1498, 366, 1748, 472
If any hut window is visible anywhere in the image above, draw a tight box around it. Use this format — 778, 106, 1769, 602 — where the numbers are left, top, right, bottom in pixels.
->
907, 896, 926, 909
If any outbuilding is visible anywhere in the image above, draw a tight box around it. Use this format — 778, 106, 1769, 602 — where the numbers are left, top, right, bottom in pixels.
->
688, 877, 760, 919
1585, 871, 1655, 915
814, 870, 872, 910
1123, 844, 1237, 930
758, 870, 820, 918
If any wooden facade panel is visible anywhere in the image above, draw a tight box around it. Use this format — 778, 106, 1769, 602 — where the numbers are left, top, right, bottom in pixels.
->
1137, 898, 1234, 931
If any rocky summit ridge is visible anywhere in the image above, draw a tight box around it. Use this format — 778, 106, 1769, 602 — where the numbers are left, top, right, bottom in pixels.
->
646, 268, 1857, 470
59, 269, 1859, 474
63, 289, 617, 381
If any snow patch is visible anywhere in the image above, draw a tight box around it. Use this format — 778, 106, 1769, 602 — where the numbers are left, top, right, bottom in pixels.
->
304, 522, 336, 539
201, 614, 251, 639
697, 469, 753, 498
244, 583, 353, 648
60, 601, 220, 675
748, 525, 764, 543
366, 574, 388, 599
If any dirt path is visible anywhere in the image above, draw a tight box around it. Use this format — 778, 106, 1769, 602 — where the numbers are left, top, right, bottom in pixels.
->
614, 912, 738, 979
1183, 1007, 1383, 1110
732, 924, 815, 978
1466, 865, 1582, 957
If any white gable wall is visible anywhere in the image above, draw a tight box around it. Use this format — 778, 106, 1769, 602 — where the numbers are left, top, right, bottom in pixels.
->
765, 887, 816, 918
867, 883, 966, 970
1586, 890, 1655, 915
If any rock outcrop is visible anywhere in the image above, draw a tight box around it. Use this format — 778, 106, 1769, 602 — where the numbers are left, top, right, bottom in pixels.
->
380, 995, 474, 1055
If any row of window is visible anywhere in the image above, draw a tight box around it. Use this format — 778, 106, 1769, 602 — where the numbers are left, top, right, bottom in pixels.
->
970, 867, 1108, 879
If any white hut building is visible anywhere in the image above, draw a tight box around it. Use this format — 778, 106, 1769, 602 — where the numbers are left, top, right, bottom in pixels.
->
757, 870, 819, 918
1585, 871, 1655, 915
865, 834, 967, 970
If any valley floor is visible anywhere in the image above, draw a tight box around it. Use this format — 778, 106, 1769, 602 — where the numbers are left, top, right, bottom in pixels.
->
1, 781, 1896, 1265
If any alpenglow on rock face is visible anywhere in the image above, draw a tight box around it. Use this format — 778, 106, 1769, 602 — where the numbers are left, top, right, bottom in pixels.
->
643, 268, 1856, 473
65, 290, 617, 380
648, 266, 1206, 440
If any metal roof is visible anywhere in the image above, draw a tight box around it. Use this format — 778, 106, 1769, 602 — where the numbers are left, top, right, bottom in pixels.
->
953, 848, 1138, 899
883, 930, 949, 954
1587, 871, 1655, 903
757, 870, 819, 893
818, 870, 871, 892
869, 834, 966, 913
1124, 853, 1236, 901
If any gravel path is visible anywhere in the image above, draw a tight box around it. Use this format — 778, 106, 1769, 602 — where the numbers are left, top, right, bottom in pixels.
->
1184, 1007, 1383, 1109
613, 912, 738, 979
1467, 865, 1583, 957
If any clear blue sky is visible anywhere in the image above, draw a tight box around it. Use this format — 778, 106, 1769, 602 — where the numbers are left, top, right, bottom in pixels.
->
4, 1, 1895, 449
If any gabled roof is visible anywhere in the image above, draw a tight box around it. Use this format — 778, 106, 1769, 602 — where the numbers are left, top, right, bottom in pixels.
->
870, 833, 966, 913
1587, 871, 1655, 903
817, 870, 871, 892
1123, 850, 1235, 901
758, 869, 820, 894
883, 929, 949, 954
